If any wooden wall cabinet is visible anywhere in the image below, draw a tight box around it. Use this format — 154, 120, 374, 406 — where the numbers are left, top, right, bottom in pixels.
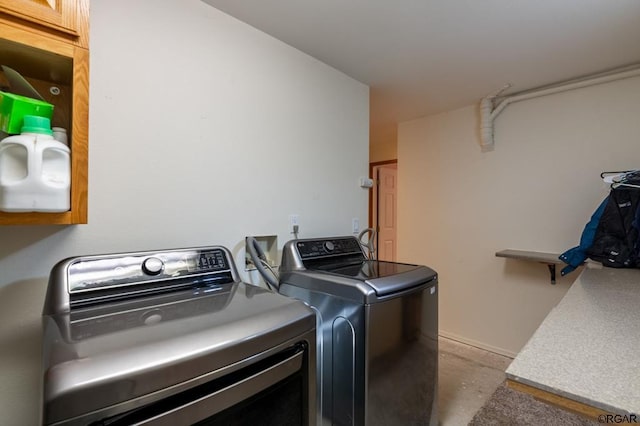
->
0, 0, 80, 39
0, 0, 89, 225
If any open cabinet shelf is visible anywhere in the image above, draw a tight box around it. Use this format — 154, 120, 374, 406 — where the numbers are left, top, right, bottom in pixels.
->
0, 0, 89, 225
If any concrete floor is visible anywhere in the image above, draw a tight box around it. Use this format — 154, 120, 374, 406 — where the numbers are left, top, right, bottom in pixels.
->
438, 337, 513, 426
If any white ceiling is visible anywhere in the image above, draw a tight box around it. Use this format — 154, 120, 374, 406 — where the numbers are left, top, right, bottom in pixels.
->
202, 0, 640, 126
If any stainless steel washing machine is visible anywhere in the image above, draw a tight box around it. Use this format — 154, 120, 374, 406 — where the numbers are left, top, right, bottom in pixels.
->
42, 245, 316, 426
279, 236, 438, 426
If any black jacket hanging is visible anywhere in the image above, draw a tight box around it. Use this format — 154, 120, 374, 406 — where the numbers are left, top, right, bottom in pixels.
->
586, 173, 640, 268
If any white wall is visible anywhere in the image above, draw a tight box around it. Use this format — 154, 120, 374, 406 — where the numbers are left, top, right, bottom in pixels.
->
0, 0, 369, 424
370, 121, 397, 162
398, 76, 640, 356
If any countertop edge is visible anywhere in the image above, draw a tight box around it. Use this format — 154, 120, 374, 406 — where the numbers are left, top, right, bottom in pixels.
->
505, 267, 640, 415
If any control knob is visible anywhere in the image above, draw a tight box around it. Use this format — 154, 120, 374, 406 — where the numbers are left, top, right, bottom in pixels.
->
323, 241, 335, 252
142, 257, 164, 275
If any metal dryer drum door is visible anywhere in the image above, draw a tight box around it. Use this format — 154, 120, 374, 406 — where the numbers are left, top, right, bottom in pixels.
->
42, 246, 317, 426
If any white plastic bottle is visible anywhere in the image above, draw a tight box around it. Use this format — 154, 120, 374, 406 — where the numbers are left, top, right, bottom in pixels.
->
52, 127, 68, 146
0, 115, 71, 212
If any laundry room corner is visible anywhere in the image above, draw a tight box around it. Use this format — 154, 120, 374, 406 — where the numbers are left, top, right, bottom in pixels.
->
2, 0, 639, 424
397, 75, 640, 356
0, 0, 369, 424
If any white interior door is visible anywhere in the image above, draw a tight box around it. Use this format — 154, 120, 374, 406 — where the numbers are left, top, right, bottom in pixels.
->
376, 164, 397, 261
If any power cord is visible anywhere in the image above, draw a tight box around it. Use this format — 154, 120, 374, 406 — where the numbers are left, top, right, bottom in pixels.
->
246, 236, 279, 290
358, 228, 377, 260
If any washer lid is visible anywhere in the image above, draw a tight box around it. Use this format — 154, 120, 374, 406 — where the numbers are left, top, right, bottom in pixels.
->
280, 237, 437, 301
314, 260, 419, 279
306, 260, 437, 299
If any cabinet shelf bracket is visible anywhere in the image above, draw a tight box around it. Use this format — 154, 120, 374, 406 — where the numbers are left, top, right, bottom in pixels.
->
547, 263, 556, 285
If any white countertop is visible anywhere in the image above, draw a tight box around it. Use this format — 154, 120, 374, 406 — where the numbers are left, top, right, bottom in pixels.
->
506, 267, 640, 415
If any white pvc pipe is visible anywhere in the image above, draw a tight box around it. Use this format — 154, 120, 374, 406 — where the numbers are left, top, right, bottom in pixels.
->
479, 67, 640, 150
479, 84, 510, 152
479, 97, 494, 152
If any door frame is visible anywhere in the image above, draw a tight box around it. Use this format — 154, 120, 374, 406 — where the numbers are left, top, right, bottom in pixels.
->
368, 158, 398, 234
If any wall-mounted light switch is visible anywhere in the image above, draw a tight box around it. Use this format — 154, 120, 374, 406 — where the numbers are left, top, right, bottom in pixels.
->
289, 214, 299, 233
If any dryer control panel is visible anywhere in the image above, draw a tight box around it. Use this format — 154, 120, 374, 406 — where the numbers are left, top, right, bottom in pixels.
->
67, 248, 231, 294
45, 246, 239, 313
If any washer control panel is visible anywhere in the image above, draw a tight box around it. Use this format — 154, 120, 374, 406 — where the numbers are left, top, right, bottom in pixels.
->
296, 237, 363, 260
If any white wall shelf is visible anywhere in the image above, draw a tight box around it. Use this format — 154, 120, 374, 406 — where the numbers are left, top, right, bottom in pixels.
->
496, 249, 565, 284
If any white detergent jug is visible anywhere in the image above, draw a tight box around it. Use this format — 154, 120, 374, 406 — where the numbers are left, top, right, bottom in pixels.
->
0, 115, 70, 212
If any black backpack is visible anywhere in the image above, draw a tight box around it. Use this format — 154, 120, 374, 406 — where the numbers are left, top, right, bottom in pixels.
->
586, 172, 640, 268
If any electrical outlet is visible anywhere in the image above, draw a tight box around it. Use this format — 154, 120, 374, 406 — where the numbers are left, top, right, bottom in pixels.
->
352, 218, 360, 233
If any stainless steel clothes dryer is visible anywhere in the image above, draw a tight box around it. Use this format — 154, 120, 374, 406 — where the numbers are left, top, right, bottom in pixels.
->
279, 236, 438, 426
42, 246, 316, 426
